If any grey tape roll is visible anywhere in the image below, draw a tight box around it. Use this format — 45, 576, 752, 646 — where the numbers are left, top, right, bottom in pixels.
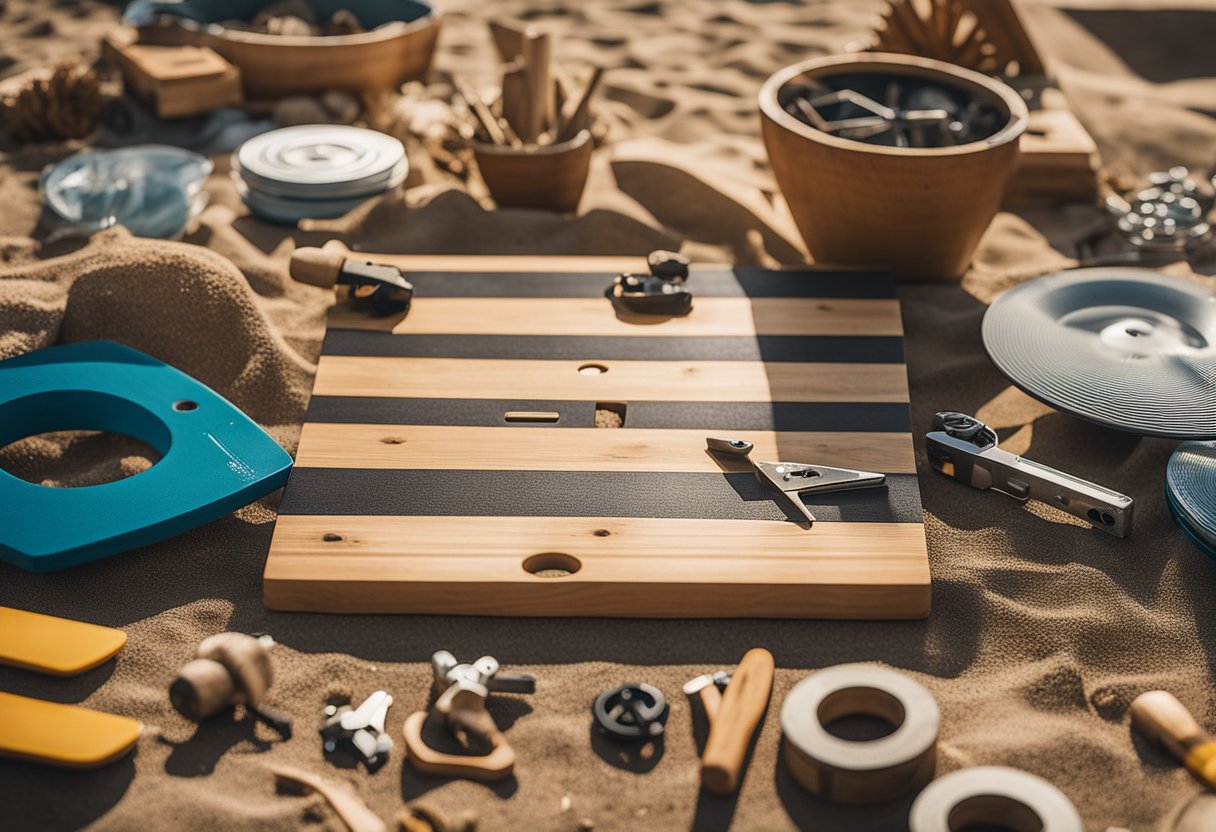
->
780, 663, 939, 803
909, 766, 1083, 832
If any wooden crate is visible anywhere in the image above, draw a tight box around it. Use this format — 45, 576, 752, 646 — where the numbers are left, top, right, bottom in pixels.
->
263, 255, 930, 619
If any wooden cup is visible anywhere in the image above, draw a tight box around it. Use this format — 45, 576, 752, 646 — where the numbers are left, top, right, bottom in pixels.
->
472, 129, 594, 213
759, 53, 1028, 281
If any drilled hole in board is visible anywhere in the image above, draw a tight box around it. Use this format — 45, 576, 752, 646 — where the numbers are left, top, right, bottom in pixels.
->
578, 363, 608, 375
523, 552, 582, 578
594, 402, 627, 428
173, 400, 198, 412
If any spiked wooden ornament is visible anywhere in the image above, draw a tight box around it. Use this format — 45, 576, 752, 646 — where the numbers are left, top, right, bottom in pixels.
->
872, 0, 1044, 79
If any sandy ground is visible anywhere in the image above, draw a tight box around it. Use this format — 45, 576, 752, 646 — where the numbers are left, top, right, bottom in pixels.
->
3, 0, 1216, 830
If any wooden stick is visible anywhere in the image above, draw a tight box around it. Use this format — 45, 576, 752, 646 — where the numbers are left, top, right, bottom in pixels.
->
488, 19, 526, 63
272, 765, 385, 832
500, 63, 530, 143
521, 28, 553, 144
556, 66, 603, 143
455, 77, 506, 145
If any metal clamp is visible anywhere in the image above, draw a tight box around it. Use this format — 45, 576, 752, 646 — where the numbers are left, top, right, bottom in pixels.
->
926, 411, 1133, 537
706, 437, 886, 528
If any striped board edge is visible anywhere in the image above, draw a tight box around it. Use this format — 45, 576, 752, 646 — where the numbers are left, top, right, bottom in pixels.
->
263, 252, 930, 619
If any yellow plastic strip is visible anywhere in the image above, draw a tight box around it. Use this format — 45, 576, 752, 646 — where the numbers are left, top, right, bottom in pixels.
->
0, 607, 127, 676
0, 692, 140, 768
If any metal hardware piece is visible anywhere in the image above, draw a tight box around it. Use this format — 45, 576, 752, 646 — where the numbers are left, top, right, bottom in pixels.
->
593, 683, 668, 741
925, 411, 1133, 537
320, 690, 394, 771
683, 670, 732, 698
608, 250, 693, 315
706, 437, 887, 528
339, 259, 415, 317
1106, 166, 1212, 251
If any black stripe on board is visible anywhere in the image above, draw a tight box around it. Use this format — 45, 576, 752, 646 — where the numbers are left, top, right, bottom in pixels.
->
386, 269, 895, 299
305, 398, 914, 433
320, 331, 906, 363
277, 470, 923, 523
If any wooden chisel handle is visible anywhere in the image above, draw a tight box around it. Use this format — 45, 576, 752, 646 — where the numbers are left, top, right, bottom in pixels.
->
700, 647, 774, 795
289, 242, 347, 289
1131, 690, 1216, 789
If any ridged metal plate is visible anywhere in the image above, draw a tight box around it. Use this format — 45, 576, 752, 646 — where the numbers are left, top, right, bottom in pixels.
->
1166, 441, 1216, 559
982, 268, 1216, 438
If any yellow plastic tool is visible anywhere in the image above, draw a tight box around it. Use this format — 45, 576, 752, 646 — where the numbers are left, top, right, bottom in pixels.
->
0, 691, 140, 767
0, 607, 127, 676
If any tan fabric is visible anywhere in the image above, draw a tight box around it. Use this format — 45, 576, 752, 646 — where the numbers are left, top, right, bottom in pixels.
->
3, 1, 1216, 830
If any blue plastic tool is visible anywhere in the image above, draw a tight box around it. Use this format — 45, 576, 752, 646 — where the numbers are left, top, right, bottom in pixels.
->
0, 341, 293, 572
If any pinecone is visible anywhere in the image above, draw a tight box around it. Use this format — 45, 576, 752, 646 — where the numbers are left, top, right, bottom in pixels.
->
0, 62, 108, 144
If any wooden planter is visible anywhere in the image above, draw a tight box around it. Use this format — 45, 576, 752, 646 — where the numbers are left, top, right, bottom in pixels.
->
759, 53, 1028, 281
123, 0, 440, 99
473, 129, 593, 213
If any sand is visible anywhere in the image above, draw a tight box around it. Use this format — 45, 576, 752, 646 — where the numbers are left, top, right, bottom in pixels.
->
3, 0, 1216, 829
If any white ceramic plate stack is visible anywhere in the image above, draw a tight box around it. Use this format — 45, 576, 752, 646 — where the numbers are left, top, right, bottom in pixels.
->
234, 125, 408, 224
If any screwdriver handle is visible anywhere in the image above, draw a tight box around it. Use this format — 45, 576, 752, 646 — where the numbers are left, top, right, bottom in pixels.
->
1131, 690, 1216, 789
700, 647, 774, 795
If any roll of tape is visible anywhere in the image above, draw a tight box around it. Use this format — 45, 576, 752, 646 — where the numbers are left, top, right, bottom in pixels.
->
780, 663, 939, 803
909, 766, 1083, 832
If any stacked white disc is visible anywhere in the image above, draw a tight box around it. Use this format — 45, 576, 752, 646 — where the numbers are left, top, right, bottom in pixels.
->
234, 125, 407, 223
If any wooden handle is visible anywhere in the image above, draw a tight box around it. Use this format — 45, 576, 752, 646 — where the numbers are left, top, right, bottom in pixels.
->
290, 247, 344, 289
700, 647, 774, 795
556, 66, 603, 144
698, 683, 723, 724
1131, 690, 1216, 790
271, 765, 386, 832
1131, 690, 1208, 761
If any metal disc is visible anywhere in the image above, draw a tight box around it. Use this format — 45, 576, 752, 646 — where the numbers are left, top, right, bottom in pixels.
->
982, 268, 1216, 438
1166, 441, 1216, 559
235, 125, 406, 200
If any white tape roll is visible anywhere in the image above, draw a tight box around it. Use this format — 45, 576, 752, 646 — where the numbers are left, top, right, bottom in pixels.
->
909, 766, 1083, 832
236, 125, 407, 199
780, 663, 939, 803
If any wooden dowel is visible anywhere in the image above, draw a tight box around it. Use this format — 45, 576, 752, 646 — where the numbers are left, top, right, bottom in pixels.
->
556, 66, 603, 143
455, 77, 506, 145
521, 29, 553, 144
500, 64, 530, 143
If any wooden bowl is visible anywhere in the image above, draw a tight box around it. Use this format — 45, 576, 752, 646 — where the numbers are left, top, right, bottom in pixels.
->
123, 0, 440, 99
759, 53, 1028, 281
473, 129, 594, 213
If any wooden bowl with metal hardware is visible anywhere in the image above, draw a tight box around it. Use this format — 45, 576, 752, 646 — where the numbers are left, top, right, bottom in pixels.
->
759, 52, 1028, 281
122, 0, 440, 99
473, 128, 594, 213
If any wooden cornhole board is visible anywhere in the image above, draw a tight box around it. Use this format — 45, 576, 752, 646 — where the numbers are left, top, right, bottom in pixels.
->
263, 253, 930, 619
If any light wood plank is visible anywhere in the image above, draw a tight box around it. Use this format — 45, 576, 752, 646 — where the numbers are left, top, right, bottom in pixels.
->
325, 297, 903, 337
295, 424, 917, 474
313, 357, 911, 403
263, 515, 931, 618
